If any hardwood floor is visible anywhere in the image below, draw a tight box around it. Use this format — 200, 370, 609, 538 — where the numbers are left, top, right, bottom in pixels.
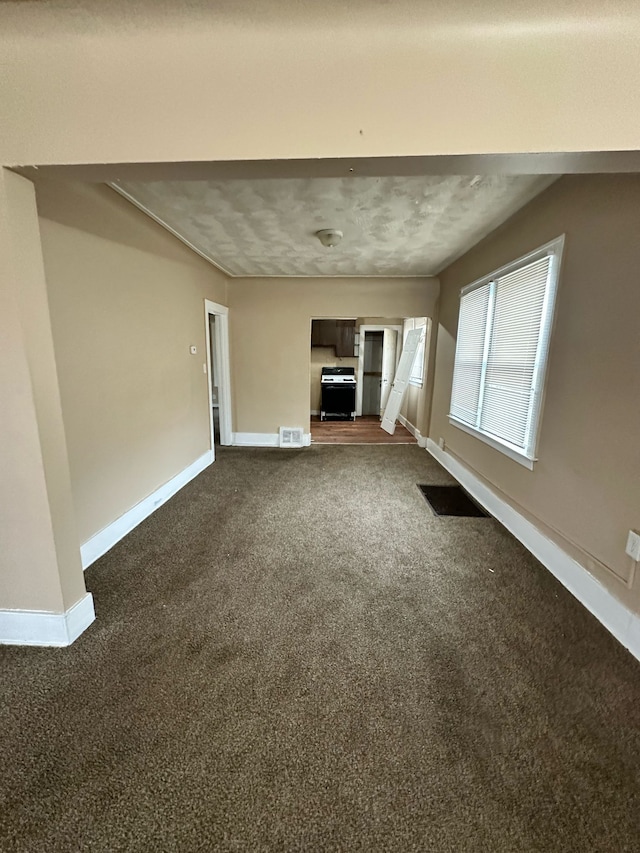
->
310, 415, 416, 445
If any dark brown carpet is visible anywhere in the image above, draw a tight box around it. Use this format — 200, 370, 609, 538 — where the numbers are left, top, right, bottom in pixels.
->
1, 446, 639, 852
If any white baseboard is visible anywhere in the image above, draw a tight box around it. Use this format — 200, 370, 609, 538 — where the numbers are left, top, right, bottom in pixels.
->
233, 432, 279, 447
310, 409, 320, 416
398, 414, 427, 448
0, 592, 95, 647
425, 439, 640, 662
80, 450, 214, 569
233, 432, 311, 448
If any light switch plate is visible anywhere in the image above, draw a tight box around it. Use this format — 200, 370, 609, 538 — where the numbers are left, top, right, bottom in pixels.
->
625, 529, 640, 562
190, 345, 197, 355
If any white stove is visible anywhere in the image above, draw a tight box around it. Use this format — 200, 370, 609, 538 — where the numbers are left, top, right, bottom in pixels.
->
320, 367, 357, 420
321, 374, 357, 384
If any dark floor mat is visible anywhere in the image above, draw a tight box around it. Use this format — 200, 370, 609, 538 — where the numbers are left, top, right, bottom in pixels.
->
418, 484, 490, 517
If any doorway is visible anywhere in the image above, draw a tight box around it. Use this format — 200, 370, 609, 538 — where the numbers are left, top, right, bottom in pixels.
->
204, 299, 233, 453
309, 317, 414, 444
208, 314, 221, 445
362, 331, 383, 414
356, 324, 402, 417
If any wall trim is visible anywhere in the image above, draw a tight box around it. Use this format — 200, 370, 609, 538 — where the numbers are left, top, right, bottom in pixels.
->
425, 439, 640, 662
398, 413, 427, 447
233, 432, 311, 448
80, 450, 214, 569
0, 592, 95, 647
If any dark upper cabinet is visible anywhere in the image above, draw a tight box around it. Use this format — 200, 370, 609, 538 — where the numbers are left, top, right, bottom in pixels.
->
311, 319, 356, 356
335, 320, 355, 357
311, 320, 336, 347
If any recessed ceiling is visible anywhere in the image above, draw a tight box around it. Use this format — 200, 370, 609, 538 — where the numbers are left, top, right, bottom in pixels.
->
113, 175, 557, 277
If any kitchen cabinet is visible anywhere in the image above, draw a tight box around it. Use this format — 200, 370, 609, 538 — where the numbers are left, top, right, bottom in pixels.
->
311, 319, 356, 356
311, 320, 336, 347
335, 320, 355, 357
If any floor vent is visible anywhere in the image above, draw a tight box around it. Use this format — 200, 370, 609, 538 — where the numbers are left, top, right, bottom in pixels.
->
418, 484, 490, 517
279, 427, 304, 448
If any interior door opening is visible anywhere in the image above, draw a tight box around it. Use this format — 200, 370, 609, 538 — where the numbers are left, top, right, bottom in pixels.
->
208, 314, 220, 446
362, 331, 383, 415
204, 299, 233, 453
361, 328, 400, 417
309, 318, 414, 444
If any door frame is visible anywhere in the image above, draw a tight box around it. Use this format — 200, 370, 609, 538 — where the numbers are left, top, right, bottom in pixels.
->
204, 299, 233, 450
356, 324, 403, 416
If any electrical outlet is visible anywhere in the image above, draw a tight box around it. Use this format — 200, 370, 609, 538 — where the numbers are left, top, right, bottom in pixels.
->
438, 437, 446, 450
625, 530, 640, 562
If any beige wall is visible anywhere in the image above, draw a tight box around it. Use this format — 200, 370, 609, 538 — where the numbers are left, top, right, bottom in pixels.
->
358, 318, 403, 328
0, 170, 87, 612
402, 384, 423, 431
36, 180, 227, 545
2, 3, 640, 167
429, 175, 640, 614
228, 278, 438, 435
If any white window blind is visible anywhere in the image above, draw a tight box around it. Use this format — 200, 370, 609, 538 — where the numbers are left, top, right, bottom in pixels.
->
449, 287, 490, 424
449, 237, 563, 465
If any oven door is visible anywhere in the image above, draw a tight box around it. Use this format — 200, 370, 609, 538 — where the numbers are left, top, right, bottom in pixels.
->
320, 382, 356, 421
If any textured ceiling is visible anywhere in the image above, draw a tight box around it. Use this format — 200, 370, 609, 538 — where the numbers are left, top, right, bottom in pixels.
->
114, 175, 557, 277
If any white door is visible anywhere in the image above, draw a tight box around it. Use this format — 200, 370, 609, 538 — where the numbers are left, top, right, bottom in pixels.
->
379, 328, 397, 416
381, 327, 424, 435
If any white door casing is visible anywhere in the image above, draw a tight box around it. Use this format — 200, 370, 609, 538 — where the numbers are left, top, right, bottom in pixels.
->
381, 327, 424, 435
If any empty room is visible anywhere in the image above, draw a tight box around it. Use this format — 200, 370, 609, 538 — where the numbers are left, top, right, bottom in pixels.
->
1, 2, 639, 851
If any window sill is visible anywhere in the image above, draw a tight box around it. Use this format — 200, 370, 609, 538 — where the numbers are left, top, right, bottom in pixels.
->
408, 379, 423, 388
448, 417, 536, 470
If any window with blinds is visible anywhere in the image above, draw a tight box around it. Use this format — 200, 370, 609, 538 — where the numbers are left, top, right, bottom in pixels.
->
449, 236, 564, 467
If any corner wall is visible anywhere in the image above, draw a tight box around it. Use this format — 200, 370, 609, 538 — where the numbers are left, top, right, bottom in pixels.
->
36, 180, 228, 546
0, 169, 87, 617
429, 175, 640, 615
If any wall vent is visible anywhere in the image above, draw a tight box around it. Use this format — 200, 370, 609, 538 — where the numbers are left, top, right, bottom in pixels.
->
279, 427, 304, 448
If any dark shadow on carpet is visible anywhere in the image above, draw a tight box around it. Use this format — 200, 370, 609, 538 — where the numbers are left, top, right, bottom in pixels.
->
418, 484, 490, 517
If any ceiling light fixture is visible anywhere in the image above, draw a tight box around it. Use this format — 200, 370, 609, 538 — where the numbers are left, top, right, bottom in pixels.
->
315, 228, 343, 248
